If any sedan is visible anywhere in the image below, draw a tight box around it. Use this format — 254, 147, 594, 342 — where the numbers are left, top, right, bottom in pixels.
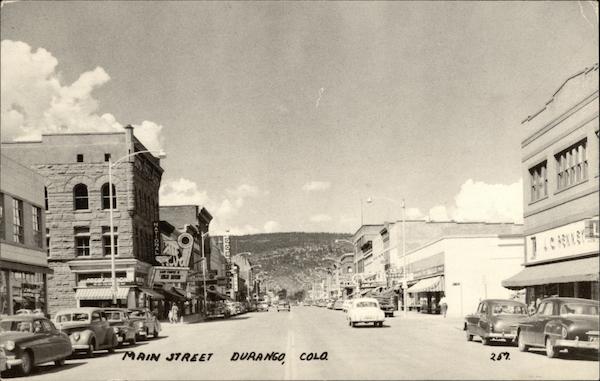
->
347, 298, 385, 327
103, 308, 137, 346
276, 301, 291, 312
464, 299, 528, 345
517, 297, 599, 358
0, 315, 72, 376
127, 308, 161, 340
54, 308, 118, 357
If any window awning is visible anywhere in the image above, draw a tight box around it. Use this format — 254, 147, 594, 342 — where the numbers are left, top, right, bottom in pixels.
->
502, 256, 599, 289
75, 287, 130, 300
139, 287, 164, 300
407, 276, 444, 293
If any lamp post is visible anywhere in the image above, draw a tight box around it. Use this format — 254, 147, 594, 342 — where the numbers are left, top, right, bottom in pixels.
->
200, 231, 209, 315
108, 148, 166, 305
401, 199, 408, 318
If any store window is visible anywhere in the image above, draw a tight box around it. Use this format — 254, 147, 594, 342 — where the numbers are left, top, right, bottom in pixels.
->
44, 187, 48, 210
102, 226, 118, 256
32, 206, 42, 248
74, 227, 90, 256
73, 184, 89, 210
556, 139, 587, 190
9, 271, 46, 314
528, 161, 547, 202
12, 198, 24, 244
101, 183, 117, 210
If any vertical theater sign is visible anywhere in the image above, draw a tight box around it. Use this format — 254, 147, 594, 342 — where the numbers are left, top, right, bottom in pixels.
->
150, 225, 195, 287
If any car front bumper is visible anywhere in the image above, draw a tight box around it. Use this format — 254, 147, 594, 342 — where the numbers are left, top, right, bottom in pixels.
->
487, 332, 517, 340
555, 339, 600, 351
72, 344, 92, 351
5, 356, 23, 368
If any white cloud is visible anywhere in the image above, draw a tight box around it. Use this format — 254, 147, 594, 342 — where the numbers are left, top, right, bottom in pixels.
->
264, 220, 281, 233
159, 178, 209, 206
302, 181, 331, 192
310, 214, 333, 222
405, 207, 425, 219
428, 179, 523, 223
0, 40, 163, 151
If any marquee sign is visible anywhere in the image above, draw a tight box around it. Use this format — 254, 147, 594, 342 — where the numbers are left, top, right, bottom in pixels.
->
155, 232, 194, 268
149, 267, 189, 286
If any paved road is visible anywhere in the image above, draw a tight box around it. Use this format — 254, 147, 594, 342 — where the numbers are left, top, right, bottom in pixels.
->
5, 307, 599, 380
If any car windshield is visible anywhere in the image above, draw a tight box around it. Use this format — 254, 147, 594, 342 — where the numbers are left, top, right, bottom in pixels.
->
560, 303, 599, 316
0, 320, 33, 332
105, 312, 123, 321
356, 301, 378, 308
491, 303, 527, 315
55, 313, 89, 322
128, 310, 145, 318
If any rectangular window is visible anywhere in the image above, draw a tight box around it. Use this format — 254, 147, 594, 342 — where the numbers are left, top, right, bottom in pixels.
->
12, 198, 24, 243
32, 206, 42, 248
102, 226, 118, 256
104, 153, 111, 162
74, 227, 90, 256
528, 161, 547, 202
556, 139, 587, 190
76, 154, 84, 162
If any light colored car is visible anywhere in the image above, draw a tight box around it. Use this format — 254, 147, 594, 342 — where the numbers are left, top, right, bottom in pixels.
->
347, 298, 385, 327
54, 308, 118, 357
127, 308, 161, 340
276, 301, 291, 312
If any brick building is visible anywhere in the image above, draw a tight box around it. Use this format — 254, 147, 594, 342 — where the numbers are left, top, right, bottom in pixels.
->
0, 154, 51, 315
1, 126, 164, 315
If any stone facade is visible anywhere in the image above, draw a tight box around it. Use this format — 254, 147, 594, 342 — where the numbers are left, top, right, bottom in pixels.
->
1, 126, 163, 315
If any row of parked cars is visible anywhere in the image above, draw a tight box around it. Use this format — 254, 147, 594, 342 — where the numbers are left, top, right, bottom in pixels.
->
464, 297, 599, 359
310, 297, 387, 328
0, 306, 161, 376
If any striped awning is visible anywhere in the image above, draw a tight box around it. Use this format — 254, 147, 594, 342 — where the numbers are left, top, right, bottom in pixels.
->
407, 276, 444, 293
75, 287, 130, 300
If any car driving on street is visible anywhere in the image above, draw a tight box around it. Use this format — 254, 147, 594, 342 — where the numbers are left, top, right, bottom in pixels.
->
347, 298, 385, 327
276, 300, 291, 312
464, 299, 528, 345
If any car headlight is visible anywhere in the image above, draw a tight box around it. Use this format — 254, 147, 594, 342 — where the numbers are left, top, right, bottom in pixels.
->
561, 326, 568, 339
73, 332, 80, 341
137, 321, 144, 328
113, 327, 120, 333
5, 341, 15, 351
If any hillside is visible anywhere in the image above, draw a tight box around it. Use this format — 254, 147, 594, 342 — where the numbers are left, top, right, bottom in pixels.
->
215, 232, 353, 294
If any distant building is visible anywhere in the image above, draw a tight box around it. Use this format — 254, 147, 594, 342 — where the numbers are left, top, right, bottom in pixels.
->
503, 64, 599, 301
1, 126, 164, 315
0, 154, 51, 315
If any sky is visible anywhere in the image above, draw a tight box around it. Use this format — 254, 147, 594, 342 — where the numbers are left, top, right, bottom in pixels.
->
1, 1, 598, 235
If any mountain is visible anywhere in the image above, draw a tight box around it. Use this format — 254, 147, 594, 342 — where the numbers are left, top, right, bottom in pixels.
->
214, 232, 353, 294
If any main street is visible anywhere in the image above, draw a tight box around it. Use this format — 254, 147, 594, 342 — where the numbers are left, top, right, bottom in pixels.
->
9, 306, 599, 380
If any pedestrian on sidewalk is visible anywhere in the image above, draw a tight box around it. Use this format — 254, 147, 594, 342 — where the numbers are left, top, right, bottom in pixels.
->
168, 308, 173, 323
439, 295, 448, 318
171, 304, 179, 324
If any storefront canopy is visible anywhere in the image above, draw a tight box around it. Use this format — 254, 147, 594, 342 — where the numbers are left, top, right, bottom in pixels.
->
160, 287, 186, 301
75, 287, 130, 300
139, 287, 164, 300
207, 290, 233, 301
502, 256, 599, 289
407, 276, 444, 293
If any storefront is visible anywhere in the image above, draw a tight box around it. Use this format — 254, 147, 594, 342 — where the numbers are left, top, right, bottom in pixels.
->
503, 218, 599, 303
0, 265, 50, 316
407, 275, 445, 314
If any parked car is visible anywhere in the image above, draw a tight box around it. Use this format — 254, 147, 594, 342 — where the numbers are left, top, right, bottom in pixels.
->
276, 300, 291, 312
127, 308, 161, 340
103, 308, 137, 346
257, 302, 269, 312
347, 298, 385, 327
333, 299, 344, 310
54, 308, 118, 357
516, 297, 599, 358
0, 347, 6, 373
343, 300, 353, 313
464, 299, 528, 345
0, 315, 72, 376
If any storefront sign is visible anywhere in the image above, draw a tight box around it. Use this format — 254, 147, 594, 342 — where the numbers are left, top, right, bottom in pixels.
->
412, 265, 444, 280
152, 221, 162, 258
526, 217, 599, 265
155, 233, 194, 268
223, 234, 230, 261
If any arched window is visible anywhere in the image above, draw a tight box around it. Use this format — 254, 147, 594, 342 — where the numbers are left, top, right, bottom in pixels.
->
101, 183, 117, 210
73, 184, 89, 210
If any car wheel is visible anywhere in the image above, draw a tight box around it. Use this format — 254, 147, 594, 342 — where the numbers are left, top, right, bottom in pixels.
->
55, 358, 65, 367
517, 332, 528, 352
545, 337, 558, 358
153, 329, 159, 339
19, 350, 33, 376
87, 340, 95, 358
466, 330, 473, 342
129, 335, 137, 345
482, 336, 491, 346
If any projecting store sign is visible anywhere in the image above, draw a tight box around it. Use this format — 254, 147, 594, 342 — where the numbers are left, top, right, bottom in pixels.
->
526, 217, 599, 265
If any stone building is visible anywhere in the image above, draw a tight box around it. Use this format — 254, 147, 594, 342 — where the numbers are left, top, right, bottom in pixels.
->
0, 154, 51, 315
1, 126, 164, 315
503, 63, 599, 301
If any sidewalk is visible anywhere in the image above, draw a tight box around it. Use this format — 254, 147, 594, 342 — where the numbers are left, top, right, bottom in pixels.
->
159, 312, 206, 325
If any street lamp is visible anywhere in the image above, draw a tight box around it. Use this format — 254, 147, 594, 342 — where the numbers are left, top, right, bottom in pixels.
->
108, 148, 166, 305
